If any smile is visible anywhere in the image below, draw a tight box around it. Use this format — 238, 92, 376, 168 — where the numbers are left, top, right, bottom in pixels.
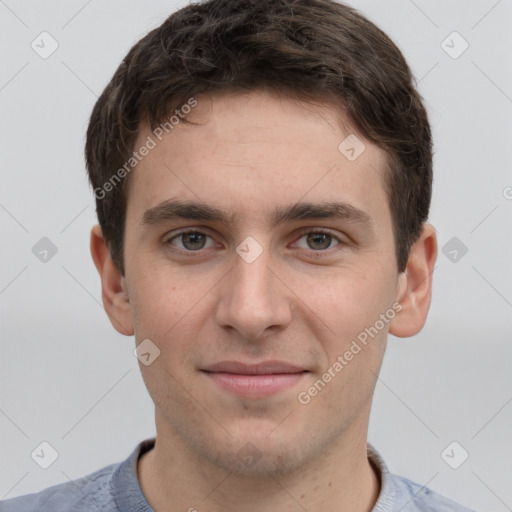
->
201, 361, 309, 398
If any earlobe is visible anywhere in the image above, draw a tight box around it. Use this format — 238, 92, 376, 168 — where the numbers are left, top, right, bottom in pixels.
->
389, 223, 438, 338
90, 224, 134, 336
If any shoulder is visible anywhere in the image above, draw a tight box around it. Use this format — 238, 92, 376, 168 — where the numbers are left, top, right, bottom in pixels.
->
0, 461, 119, 512
367, 443, 477, 512
0, 439, 155, 512
389, 474, 478, 512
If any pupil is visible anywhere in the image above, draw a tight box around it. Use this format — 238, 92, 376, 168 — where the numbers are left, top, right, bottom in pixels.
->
183, 233, 205, 250
308, 233, 331, 250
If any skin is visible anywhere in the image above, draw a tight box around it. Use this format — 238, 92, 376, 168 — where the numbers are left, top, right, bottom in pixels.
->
91, 89, 437, 512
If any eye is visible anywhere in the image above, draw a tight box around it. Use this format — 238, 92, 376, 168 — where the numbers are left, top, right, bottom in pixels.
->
294, 230, 341, 251
167, 230, 215, 251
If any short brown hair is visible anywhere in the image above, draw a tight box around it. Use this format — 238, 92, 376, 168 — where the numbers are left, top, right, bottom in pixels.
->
85, 0, 432, 275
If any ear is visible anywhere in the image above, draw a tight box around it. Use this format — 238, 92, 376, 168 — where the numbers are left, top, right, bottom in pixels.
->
90, 224, 134, 336
389, 223, 438, 338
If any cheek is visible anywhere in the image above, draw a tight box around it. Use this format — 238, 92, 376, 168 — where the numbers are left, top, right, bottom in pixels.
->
128, 265, 220, 369
299, 267, 394, 344
128, 270, 191, 340
308, 280, 390, 400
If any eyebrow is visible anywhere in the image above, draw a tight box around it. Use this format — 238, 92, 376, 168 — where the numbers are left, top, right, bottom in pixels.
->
141, 199, 374, 232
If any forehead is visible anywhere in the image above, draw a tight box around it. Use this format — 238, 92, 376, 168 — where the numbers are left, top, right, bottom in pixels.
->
126, 90, 391, 230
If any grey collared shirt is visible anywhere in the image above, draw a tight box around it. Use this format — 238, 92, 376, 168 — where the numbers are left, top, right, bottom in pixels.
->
0, 438, 477, 511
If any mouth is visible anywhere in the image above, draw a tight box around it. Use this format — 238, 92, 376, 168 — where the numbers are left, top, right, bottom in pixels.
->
200, 361, 309, 397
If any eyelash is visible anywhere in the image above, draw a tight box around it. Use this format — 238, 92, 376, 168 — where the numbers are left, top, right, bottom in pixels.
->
163, 228, 347, 257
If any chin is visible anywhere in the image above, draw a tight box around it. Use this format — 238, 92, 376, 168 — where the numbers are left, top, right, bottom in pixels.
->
191, 419, 329, 477
205, 438, 308, 476
156, 392, 347, 476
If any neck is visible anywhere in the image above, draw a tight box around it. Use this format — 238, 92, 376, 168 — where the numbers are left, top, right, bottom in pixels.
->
138, 416, 381, 512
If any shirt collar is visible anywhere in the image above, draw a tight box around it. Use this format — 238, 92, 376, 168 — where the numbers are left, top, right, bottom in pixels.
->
111, 437, 156, 512
367, 442, 403, 511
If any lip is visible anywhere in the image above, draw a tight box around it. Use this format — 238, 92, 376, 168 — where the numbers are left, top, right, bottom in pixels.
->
201, 361, 308, 397
202, 360, 306, 374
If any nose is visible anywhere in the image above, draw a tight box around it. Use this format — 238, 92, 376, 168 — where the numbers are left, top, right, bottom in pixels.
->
214, 245, 293, 341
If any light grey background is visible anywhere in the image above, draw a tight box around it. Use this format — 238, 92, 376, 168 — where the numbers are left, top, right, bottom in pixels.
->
1, 0, 511, 510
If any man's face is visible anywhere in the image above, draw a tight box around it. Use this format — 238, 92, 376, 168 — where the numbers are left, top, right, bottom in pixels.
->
121, 90, 404, 474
